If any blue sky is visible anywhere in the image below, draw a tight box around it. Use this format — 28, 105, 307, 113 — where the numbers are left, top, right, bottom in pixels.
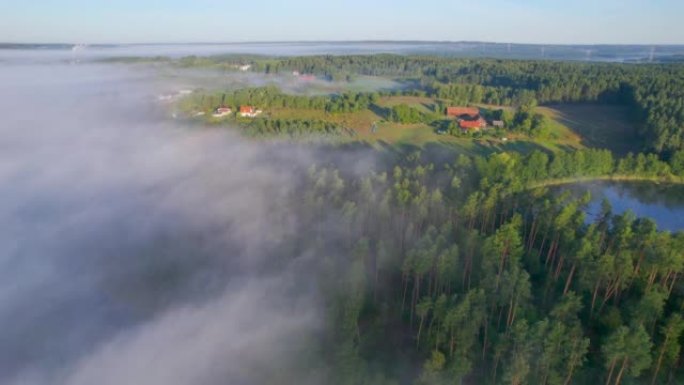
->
1, 0, 682, 44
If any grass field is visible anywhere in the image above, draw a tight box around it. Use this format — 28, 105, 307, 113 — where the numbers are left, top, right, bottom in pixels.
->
537, 104, 639, 155
375, 96, 438, 114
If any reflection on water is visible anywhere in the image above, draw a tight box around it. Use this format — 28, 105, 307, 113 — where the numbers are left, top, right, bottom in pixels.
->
561, 182, 684, 231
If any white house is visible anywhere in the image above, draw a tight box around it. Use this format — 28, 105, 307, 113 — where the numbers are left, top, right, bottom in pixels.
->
212, 106, 232, 118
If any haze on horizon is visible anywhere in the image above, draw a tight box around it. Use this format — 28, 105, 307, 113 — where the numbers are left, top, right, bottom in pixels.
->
1, 0, 683, 45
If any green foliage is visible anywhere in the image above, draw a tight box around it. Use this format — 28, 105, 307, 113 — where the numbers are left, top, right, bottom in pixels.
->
651, 314, 684, 384
670, 151, 684, 176
387, 104, 426, 124
166, 54, 684, 384
180, 86, 377, 114
602, 325, 653, 385
245, 118, 345, 138
295, 147, 684, 385
508, 106, 551, 138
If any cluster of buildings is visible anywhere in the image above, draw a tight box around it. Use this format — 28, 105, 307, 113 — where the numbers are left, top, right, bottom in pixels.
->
446, 107, 504, 133
211, 105, 263, 118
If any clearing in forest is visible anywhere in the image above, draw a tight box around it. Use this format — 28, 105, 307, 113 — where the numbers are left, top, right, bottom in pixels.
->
537, 104, 639, 155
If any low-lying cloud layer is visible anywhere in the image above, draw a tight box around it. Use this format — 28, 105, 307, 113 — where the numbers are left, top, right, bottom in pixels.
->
0, 55, 342, 384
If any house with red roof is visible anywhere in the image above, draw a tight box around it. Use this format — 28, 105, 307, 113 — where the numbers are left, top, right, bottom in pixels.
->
447, 106, 488, 132
446, 107, 480, 118
239, 106, 263, 118
459, 117, 487, 131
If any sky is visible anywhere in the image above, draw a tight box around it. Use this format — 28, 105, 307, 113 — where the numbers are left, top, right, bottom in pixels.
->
1, 0, 683, 45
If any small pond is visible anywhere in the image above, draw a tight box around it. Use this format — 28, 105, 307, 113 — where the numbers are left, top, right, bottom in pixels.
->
558, 181, 684, 232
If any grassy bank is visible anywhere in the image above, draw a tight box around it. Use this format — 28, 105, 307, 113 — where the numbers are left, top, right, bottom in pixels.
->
527, 174, 684, 189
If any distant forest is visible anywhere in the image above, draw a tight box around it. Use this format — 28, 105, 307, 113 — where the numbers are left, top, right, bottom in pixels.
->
176, 54, 684, 155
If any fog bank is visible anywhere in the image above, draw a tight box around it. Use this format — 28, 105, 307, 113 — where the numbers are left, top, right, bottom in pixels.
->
0, 52, 345, 384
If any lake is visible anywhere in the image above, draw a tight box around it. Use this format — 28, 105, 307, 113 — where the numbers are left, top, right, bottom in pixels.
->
560, 181, 684, 232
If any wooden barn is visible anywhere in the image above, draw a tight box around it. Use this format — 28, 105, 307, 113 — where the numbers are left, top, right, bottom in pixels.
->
446, 106, 480, 118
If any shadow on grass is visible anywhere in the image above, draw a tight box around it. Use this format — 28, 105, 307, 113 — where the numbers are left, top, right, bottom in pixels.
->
369, 104, 390, 120
546, 104, 641, 155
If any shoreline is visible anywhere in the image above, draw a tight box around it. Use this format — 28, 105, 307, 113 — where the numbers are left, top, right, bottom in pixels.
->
527, 174, 684, 189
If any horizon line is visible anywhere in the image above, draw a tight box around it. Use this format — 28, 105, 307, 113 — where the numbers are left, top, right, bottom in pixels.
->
3, 40, 684, 47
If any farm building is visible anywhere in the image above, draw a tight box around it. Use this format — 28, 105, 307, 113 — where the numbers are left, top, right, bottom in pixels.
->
447, 106, 489, 132
239, 106, 263, 118
459, 117, 487, 132
446, 106, 480, 118
212, 106, 232, 118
